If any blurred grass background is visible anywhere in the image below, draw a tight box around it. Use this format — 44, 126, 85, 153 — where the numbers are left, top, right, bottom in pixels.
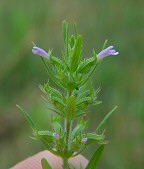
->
0, 0, 144, 168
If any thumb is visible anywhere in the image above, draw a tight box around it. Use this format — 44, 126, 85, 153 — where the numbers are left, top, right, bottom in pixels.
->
11, 150, 88, 169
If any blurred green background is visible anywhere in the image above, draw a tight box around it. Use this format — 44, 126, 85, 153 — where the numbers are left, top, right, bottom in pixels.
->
0, 0, 144, 168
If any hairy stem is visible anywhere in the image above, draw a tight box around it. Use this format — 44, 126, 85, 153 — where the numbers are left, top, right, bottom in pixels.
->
63, 90, 73, 168
63, 158, 70, 169
63, 117, 72, 168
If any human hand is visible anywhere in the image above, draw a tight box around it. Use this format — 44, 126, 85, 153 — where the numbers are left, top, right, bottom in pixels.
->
11, 151, 88, 169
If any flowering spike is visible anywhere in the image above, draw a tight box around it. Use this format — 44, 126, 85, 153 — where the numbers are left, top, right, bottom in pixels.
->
97, 46, 119, 60
17, 21, 119, 169
32, 46, 49, 59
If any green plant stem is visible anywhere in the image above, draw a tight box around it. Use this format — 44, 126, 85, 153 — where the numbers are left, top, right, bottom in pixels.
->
63, 158, 70, 169
66, 120, 72, 150
63, 90, 73, 169
63, 120, 72, 169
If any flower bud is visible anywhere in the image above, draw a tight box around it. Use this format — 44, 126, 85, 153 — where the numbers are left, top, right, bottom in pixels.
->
53, 132, 60, 140
32, 46, 49, 59
81, 138, 88, 143
97, 46, 119, 60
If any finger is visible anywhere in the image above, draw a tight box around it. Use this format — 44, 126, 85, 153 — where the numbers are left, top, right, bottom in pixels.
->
11, 150, 88, 169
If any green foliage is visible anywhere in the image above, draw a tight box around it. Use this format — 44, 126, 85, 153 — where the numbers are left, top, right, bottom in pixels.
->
69, 35, 82, 72
40, 57, 62, 88
37, 130, 53, 143
43, 82, 66, 112
40, 21, 100, 91
16, 21, 117, 169
1, 1, 143, 169
71, 119, 88, 139
51, 116, 63, 133
96, 106, 118, 132
77, 51, 97, 74
41, 158, 52, 169
50, 55, 64, 69
86, 145, 104, 169
75, 86, 101, 112
16, 105, 36, 130
62, 20, 69, 54
84, 132, 108, 145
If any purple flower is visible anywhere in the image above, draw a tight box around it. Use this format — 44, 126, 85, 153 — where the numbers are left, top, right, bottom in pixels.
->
97, 46, 119, 60
32, 46, 49, 59
53, 132, 60, 140
81, 138, 88, 143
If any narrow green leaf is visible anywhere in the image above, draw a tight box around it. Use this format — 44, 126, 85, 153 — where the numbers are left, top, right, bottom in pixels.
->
86, 145, 104, 169
78, 55, 97, 74
102, 39, 108, 50
45, 82, 64, 102
40, 57, 63, 88
71, 119, 88, 139
70, 35, 82, 72
76, 111, 86, 117
85, 133, 104, 141
52, 96, 65, 107
76, 97, 91, 106
41, 158, 52, 169
62, 20, 69, 55
44, 83, 65, 108
50, 55, 63, 68
83, 132, 108, 145
16, 105, 36, 129
40, 138, 61, 156
76, 90, 91, 101
38, 130, 53, 137
38, 130, 53, 142
63, 20, 68, 45
70, 35, 75, 48
41, 137, 52, 150
96, 106, 118, 132
45, 106, 64, 116
51, 116, 63, 133
79, 63, 97, 88
74, 22, 78, 38
39, 84, 47, 94
52, 88, 64, 101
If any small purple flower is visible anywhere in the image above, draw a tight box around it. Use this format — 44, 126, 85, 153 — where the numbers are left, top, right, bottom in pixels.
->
97, 46, 119, 60
53, 132, 60, 140
32, 46, 49, 59
81, 138, 88, 143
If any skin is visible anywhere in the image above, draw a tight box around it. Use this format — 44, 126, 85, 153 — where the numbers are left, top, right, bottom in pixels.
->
11, 151, 88, 169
